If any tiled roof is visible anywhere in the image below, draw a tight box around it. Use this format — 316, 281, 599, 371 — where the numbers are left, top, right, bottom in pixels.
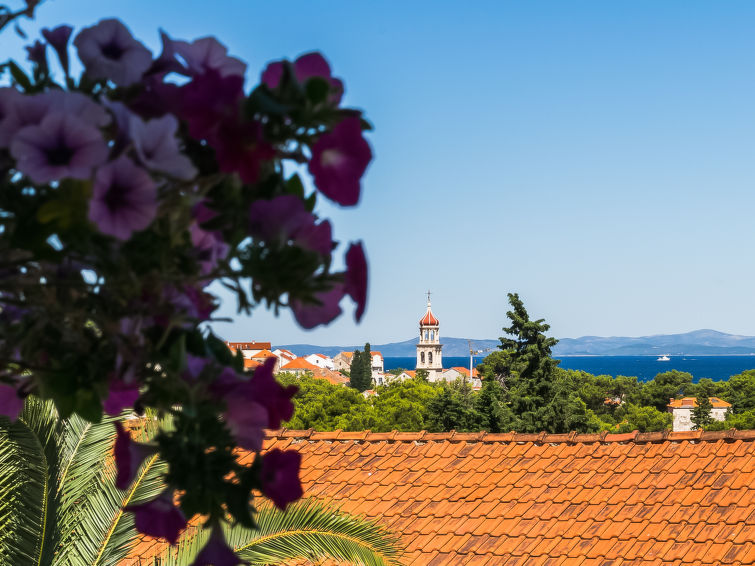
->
250, 349, 276, 359
225, 341, 271, 351
281, 358, 319, 371
242, 358, 261, 369
125, 428, 755, 565
371, 351, 383, 358
311, 368, 349, 385
450, 366, 479, 378
669, 397, 732, 409
403, 370, 416, 378
336, 351, 354, 359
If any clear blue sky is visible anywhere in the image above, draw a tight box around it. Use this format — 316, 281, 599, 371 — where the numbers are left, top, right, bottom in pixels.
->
9, 1, 755, 345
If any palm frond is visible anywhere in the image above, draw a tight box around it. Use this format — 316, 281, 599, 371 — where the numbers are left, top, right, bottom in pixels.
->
0, 397, 61, 566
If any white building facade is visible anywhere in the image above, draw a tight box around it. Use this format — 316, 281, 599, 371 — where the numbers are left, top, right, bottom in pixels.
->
667, 397, 731, 432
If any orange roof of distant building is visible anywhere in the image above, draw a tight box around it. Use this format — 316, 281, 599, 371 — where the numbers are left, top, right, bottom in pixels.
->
450, 366, 478, 378
225, 341, 271, 351
243, 358, 261, 369
668, 396, 732, 409
403, 370, 416, 378
370, 351, 382, 358
127, 428, 755, 565
337, 351, 354, 358
311, 353, 330, 359
311, 368, 349, 386
281, 358, 318, 371
250, 349, 276, 359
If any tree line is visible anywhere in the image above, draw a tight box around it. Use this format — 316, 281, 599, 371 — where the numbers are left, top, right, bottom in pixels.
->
279, 294, 755, 434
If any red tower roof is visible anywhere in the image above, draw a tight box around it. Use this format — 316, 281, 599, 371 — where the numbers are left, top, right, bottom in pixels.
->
419, 308, 439, 326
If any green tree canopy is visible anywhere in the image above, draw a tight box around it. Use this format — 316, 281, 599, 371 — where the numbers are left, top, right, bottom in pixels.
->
691, 396, 714, 430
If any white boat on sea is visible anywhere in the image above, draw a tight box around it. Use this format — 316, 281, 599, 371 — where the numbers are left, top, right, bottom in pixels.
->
657, 355, 670, 362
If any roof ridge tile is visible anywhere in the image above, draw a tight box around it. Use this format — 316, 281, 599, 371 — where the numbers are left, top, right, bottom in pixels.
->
262, 429, 755, 445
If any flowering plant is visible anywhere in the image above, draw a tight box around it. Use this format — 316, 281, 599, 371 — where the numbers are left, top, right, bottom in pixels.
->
0, 5, 370, 563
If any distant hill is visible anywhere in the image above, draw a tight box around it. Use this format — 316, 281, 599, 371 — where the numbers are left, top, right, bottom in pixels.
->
553, 329, 755, 356
277, 329, 755, 358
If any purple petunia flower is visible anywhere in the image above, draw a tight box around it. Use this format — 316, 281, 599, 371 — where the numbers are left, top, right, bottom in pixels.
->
259, 449, 303, 510
114, 421, 157, 490
125, 490, 187, 544
42, 25, 73, 76
88, 156, 157, 240
45, 91, 111, 128
291, 286, 345, 330
261, 51, 343, 105
190, 223, 230, 276
224, 394, 268, 451
247, 358, 297, 429
248, 195, 333, 257
73, 19, 152, 86
0, 88, 22, 147
178, 70, 244, 141
103, 379, 140, 416
308, 117, 372, 206
171, 36, 246, 78
10, 112, 109, 184
25, 40, 46, 67
0, 383, 24, 421
129, 114, 197, 180
193, 526, 247, 566
344, 242, 368, 322
183, 354, 210, 380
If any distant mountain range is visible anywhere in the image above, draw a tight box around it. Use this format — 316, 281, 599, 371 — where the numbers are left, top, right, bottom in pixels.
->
277, 329, 755, 358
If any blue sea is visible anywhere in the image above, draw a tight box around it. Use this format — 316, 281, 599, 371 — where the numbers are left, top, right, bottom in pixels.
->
383, 355, 755, 382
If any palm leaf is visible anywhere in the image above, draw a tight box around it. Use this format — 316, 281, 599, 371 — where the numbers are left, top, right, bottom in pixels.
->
0, 397, 61, 566
153, 498, 404, 566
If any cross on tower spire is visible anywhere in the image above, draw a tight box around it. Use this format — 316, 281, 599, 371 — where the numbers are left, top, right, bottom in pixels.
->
426, 289, 432, 307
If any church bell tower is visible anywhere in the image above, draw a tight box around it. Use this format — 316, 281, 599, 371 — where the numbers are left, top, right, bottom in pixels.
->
416, 291, 443, 381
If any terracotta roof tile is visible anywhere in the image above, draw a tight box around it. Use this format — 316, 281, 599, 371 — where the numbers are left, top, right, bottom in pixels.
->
126, 430, 755, 565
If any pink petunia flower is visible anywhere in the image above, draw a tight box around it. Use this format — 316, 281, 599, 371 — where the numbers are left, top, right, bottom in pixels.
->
248, 195, 333, 257
291, 286, 345, 330
344, 242, 368, 322
308, 117, 372, 206
210, 118, 274, 184
125, 490, 187, 544
193, 526, 247, 566
247, 358, 297, 429
259, 449, 303, 510
41, 25, 73, 76
73, 19, 152, 86
261, 51, 343, 105
88, 156, 157, 240
129, 114, 197, 180
10, 112, 109, 184
0, 383, 24, 421
114, 421, 157, 490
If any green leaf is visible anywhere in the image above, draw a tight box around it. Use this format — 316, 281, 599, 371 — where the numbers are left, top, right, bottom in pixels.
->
285, 174, 305, 198
7, 60, 32, 91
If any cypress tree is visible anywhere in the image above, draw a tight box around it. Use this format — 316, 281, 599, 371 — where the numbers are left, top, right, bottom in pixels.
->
692, 396, 714, 430
349, 350, 363, 390
362, 343, 372, 390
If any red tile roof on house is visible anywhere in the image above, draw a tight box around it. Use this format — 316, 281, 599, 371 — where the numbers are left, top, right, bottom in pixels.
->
125, 428, 755, 565
280, 358, 318, 371
242, 358, 261, 369
250, 349, 276, 359
668, 396, 732, 409
450, 366, 479, 378
371, 351, 383, 358
311, 368, 349, 386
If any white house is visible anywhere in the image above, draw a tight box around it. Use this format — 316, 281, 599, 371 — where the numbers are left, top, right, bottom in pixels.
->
305, 353, 335, 370
370, 351, 384, 379
667, 397, 731, 432
226, 341, 271, 358
273, 348, 297, 365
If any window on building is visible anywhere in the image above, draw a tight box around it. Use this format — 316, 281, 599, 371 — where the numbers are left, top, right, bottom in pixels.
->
429, 352, 433, 364
421, 352, 425, 364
